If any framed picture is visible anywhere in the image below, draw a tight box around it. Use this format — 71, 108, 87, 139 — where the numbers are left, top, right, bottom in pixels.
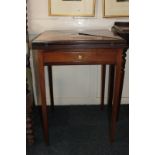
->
48, 0, 96, 16
104, 0, 129, 17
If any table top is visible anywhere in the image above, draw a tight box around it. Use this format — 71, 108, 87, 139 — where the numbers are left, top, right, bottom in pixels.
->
32, 29, 127, 49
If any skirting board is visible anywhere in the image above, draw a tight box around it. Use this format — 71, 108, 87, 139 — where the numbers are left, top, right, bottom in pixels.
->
35, 97, 129, 106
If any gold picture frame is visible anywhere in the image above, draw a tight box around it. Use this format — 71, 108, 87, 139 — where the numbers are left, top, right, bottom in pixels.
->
104, 0, 129, 17
48, 0, 96, 17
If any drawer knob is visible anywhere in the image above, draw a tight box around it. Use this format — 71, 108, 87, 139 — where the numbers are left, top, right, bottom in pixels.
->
78, 55, 83, 60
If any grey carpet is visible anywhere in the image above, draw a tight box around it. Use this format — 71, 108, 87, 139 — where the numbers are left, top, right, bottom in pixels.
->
27, 105, 129, 155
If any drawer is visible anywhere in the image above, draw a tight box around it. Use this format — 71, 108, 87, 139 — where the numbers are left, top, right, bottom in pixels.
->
43, 49, 117, 65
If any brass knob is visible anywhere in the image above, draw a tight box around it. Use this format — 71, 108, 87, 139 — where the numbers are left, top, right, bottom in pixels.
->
78, 55, 83, 60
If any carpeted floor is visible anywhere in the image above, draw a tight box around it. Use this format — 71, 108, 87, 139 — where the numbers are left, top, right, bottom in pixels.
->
27, 105, 129, 155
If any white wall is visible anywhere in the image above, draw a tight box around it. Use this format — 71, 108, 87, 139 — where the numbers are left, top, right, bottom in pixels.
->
28, 0, 129, 105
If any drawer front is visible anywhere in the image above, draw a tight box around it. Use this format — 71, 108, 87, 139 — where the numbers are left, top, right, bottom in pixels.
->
43, 49, 117, 65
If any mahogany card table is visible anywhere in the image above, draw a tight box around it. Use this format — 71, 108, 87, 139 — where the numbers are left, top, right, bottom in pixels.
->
32, 30, 127, 144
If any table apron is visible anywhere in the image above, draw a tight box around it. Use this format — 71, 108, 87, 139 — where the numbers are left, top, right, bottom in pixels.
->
42, 49, 118, 65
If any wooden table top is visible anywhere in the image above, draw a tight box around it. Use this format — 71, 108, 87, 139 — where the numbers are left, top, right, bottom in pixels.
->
32, 29, 127, 49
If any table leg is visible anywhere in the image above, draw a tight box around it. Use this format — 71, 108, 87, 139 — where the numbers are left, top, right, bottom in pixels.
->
100, 65, 106, 110
116, 69, 124, 121
47, 66, 54, 110
110, 50, 123, 143
108, 50, 127, 121
37, 51, 49, 144
107, 65, 115, 118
